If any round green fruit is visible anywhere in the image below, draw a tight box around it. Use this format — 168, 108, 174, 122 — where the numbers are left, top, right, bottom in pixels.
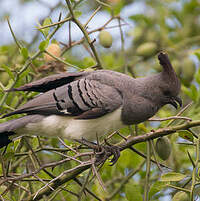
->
172, 191, 189, 201
16, 55, 24, 64
181, 58, 196, 86
0, 55, 8, 65
172, 60, 182, 76
128, 27, 144, 42
155, 137, 171, 161
0, 72, 10, 86
146, 30, 159, 41
136, 42, 157, 57
99, 30, 113, 48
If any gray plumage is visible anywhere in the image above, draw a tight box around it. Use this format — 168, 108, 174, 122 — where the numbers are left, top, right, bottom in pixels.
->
0, 52, 182, 148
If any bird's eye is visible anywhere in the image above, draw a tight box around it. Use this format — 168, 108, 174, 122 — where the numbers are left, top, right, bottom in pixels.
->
163, 90, 170, 96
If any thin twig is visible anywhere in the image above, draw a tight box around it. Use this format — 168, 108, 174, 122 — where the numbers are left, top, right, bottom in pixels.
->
190, 132, 200, 200
187, 128, 198, 138
187, 151, 195, 168
7, 17, 22, 49
37, 17, 72, 29
117, 16, 128, 74
58, 137, 78, 153
32, 161, 92, 200
44, 49, 82, 69
34, 175, 55, 191
149, 116, 192, 121
24, 138, 56, 179
150, 140, 163, 172
144, 140, 151, 201
84, 6, 102, 28
74, 178, 103, 201
92, 163, 108, 192
78, 168, 92, 200
129, 146, 171, 170
167, 184, 191, 193
95, 0, 111, 7
65, 0, 102, 69
69, 20, 72, 47
167, 101, 193, 126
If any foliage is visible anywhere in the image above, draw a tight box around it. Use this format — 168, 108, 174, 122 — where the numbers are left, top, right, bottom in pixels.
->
0, 0, 200, 201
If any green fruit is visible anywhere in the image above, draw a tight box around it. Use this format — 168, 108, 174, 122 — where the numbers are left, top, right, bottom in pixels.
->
10, 95, 19, 108
181, 58, 196, 86
128, 27, 143, 42
172, 60, 182, 76
0, 72, 10, 86
146, 30, 159, 41
0, 55, 8, 65
155, 137, 171, 160
99, 30, 113, 48
16, 55, 24, 64
136, 42, 157, 57
172, 191, 189, 201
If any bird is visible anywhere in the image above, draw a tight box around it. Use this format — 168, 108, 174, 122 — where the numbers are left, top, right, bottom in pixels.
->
0, 52, 182, 164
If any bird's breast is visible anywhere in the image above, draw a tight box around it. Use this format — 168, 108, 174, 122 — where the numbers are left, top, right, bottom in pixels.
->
121, 97, 159, 125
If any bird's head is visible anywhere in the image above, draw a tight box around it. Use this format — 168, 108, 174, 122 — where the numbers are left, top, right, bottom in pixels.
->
156, 52, 182, 109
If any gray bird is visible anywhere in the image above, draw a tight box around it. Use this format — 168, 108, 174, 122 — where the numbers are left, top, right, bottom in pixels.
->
0, 52, 182, 163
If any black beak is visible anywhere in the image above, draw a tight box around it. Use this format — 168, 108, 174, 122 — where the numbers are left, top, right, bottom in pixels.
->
169, 96, 182, 109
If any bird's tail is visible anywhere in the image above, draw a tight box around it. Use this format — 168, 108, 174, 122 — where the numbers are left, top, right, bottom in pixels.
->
0, 115, 43, 148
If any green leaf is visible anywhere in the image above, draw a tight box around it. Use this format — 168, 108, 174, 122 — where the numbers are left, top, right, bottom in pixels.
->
21, 47, 29, 60
42, 17, 52, 37
18, 67, 31, 80
190, 84, 198, 101
13, 139, 20, 150
112, 1, 124, 15
3, 151, 14, 160
195, 52, 200, 61
125, 182, 143, 201
74, 10, 82, 18
10, 95, 19, 108
178, 130, 193, 142
161, 172, 186, 182
39, 40, 49, 51
181, 85, 191, 97
117, 149, 142, 172
149, 181, 169, 198
1, 64, 14, 80
195, 67, 200, 84
129, 14, 151, 24
82, 57, 95, 68
182, 84, 198, 101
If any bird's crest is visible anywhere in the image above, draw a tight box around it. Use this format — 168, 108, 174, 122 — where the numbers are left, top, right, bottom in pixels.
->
158, 52, 174, 74
158, 52, 181, 95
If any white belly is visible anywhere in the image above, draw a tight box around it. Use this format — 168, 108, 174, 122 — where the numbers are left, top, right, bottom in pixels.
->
18, 107, 125, 140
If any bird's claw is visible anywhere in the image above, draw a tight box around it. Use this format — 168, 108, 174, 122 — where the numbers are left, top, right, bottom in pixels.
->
75, 138, 120, 166
95, 145, 120, 166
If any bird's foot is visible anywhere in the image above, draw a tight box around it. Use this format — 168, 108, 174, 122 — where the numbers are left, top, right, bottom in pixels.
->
75, 138, 120, 166
95, 144, 120, 166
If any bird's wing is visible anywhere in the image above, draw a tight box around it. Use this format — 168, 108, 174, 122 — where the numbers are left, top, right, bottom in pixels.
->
3, 77, 123, 119
7, 71, 89, 92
